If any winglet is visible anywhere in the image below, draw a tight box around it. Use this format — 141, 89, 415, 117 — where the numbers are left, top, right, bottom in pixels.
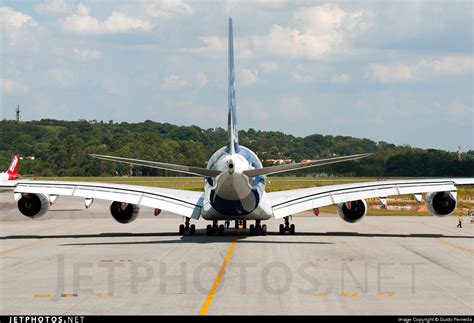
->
228, 17, 239, 154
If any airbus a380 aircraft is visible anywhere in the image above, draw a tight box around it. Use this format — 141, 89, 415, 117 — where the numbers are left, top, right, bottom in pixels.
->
1, 19, 473, 236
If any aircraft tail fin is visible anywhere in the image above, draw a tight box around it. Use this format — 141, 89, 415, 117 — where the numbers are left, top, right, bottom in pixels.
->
228, 17, 239, 154
7, 155, 20, 179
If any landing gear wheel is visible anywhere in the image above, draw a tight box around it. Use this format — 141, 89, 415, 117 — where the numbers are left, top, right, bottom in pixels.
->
279, 216, 295, 235
243, 221, 247, 230
235, 220, 239, 229
218, 224, 225, 235
206, 224, 212, 236
249, 224, 255, 236
180, 219, 196, 235
290, 224, 296, 235
261, 224, 267, 236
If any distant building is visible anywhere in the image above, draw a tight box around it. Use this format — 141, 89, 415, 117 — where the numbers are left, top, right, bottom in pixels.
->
301, 159, 319, 163
265, 159, 294, 165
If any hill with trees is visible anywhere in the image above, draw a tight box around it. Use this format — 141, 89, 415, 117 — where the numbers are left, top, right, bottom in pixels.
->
0, 119, 472, 177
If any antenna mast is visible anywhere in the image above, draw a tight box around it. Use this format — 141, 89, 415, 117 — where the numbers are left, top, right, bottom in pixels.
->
16, 105, 20, 123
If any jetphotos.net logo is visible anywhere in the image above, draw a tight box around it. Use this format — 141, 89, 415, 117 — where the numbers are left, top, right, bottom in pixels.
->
49, 254, 423, 298
8, 317, 84, 323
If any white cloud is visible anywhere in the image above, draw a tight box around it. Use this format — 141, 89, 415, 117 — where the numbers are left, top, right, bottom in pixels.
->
189, 4, 372, 61
239, 68, 259, 85
367, 56, 474, 83
294, 4, 369, 34
36, 0, 71, 15
162, 75, 188, 89
63, 4, 152, 35
254, 25, 334, 60
253, 4, 371, 59
0, 6, 38, 46
72, 48, 102, 61
260, 61, 279, 74
331, 73, 351, 84
195, 72, 208, 88
0, 6, 37, 29
147, 0, 194, 17
1, 79, 28, 94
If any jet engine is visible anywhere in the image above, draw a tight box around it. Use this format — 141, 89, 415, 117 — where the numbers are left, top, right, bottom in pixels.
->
337, 199, 367, 223
110, 201, 140, 224
425, 191, 456, 217
17, 193, 49, 219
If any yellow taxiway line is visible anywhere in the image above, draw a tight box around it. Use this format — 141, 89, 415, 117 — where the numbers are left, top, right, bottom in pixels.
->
199, 232, 240, 316
434, 238, 473, 253
0, 240, 44, 256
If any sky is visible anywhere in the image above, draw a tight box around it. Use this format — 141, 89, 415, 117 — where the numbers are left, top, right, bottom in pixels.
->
0, 0, 473, 151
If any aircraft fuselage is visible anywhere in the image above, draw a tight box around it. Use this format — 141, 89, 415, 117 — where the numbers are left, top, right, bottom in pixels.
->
202, 146, 273, 220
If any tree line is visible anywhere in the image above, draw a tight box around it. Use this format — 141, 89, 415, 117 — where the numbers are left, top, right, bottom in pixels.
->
0, 119, 472, 177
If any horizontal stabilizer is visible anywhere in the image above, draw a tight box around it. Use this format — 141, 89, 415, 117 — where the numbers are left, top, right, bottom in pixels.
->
243, 153, 372, 177
90, 154, 221, 177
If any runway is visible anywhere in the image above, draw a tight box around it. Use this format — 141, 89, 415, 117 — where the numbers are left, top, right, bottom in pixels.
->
0, 193, 472, 315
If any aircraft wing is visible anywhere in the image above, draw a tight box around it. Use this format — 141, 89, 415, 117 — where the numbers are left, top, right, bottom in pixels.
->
267, 178, 474, 219
2, 180, 204, 219
90, 154, 221, 177
244, 153, 371, 177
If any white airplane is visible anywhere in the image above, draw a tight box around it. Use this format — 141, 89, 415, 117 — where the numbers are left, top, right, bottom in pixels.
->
1, 19, 473, 236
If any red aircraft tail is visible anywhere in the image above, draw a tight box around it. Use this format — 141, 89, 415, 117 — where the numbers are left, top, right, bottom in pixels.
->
7, 155, 20, 180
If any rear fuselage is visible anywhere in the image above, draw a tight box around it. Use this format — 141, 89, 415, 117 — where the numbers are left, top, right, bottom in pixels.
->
201, 146, 272, 220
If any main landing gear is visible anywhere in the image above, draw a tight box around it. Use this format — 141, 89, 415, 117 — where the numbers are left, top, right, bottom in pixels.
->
206, 220, 254, 236
279, 216, 295, 235
249, 220, 267, 236
179, 218, 196, 235
203, 219, 295, 236
206, 220, 225, 236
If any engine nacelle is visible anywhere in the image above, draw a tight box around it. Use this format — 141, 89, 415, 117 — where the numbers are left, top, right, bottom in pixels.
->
337, 199, 367, 223
110, 201, 140, 224
17, 193, 49, 219
425, 191, 456, 217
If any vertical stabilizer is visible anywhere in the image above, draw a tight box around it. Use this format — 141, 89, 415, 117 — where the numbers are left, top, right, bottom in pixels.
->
228, 18, 239, 154
7, 155, 19, 175
7, 155, 20, 179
